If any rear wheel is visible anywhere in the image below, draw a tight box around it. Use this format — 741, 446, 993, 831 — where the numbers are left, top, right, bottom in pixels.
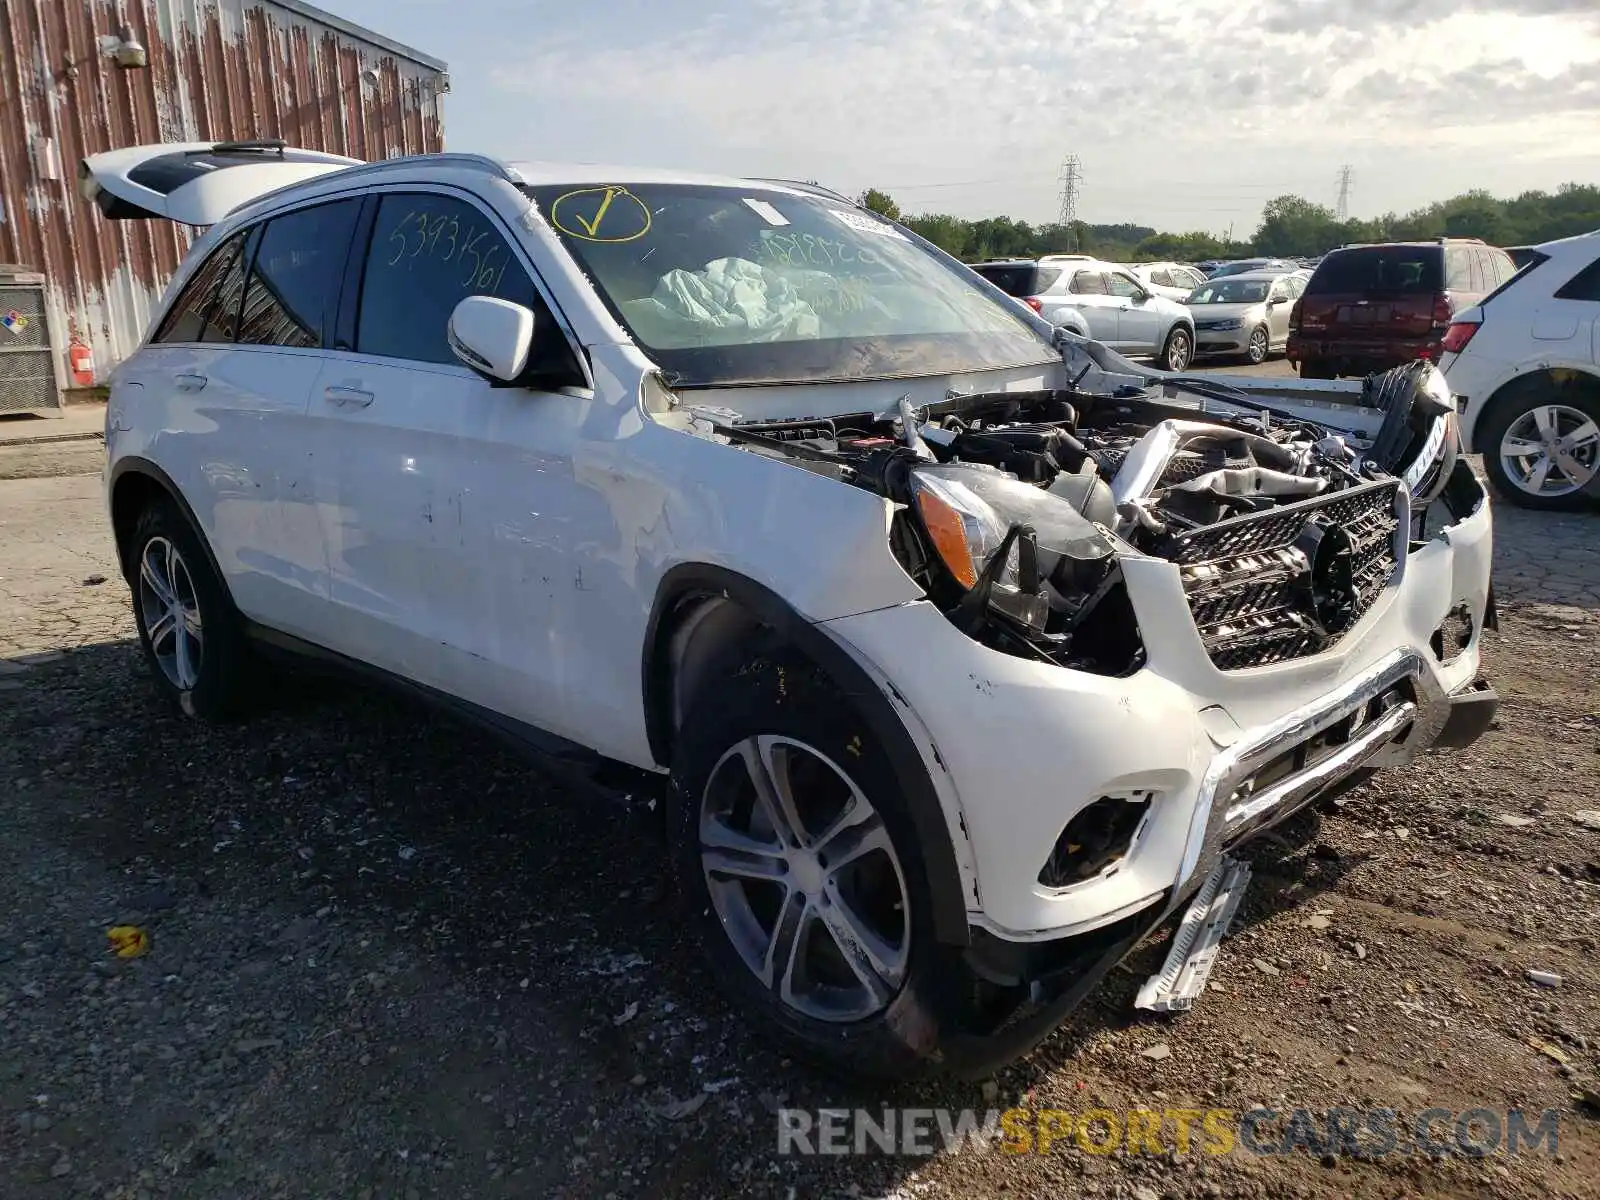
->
670, 651, 969, 1080
1478, 377, 1600, 510
128, 500, 252, 718
1244, 325, 1269, 365
1299, 360, 1336, 379
1159, 325, 1193, 372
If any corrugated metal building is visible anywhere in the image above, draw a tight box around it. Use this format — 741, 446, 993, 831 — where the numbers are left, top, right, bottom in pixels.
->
0, 0, 447, 398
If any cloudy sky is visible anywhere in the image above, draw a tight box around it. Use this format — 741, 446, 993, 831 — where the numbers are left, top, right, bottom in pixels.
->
330, 0, 1600, 235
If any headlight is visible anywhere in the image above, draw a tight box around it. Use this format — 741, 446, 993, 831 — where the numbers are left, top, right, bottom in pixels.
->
909, 465, 1114, 600
1210, 318, 1243, 331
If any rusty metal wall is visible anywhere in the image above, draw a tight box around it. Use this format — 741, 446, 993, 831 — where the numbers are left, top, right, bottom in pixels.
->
0, 0, 447, 389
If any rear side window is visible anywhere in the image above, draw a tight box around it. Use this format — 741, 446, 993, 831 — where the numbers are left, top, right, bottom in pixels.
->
1554, 255, 1600, 302
973, 264, 1059, 297
1306, 247, 1443, 296
238, 200, 362, 348
156, 233, 249, 344
1070, 271, 1107, 295
357, 192, 569, 369
1149, 268, 1173, 287
1444, 246, 1474, 291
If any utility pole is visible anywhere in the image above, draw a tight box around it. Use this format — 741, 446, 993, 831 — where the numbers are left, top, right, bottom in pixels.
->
1057, 155, 1082, 250
1336, 164, 1353, 222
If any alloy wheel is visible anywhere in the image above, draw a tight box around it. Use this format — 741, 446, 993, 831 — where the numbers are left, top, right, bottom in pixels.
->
699, 735, 910, 1023
137, 536, 204, 690
1166, 329, 1192, 371
1247, 327, 1268, 364
1498, 403, 1599, 499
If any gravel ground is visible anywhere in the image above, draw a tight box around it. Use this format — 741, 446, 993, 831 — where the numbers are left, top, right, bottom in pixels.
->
2, 451, 1598, 1198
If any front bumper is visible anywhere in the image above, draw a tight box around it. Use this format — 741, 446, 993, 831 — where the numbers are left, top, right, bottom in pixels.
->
822, 467, 1494, 950
1195, 329, 1250, 354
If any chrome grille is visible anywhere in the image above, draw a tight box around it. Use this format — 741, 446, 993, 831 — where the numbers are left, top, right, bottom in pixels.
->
1166, 479, 1403, 671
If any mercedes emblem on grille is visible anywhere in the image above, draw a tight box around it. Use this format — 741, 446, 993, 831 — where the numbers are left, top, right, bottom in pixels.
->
1292, 516, 1359, 635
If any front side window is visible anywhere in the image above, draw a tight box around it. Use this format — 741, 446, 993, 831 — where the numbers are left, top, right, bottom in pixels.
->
238, 200, 362, 348
357, 193, 542, 366
527, 183, 1054, 387
156, 233, 248, 344
1105, 272, 1143, 299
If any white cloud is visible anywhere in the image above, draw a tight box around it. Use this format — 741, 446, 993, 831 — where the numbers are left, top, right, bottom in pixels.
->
477, 0, 1600, 233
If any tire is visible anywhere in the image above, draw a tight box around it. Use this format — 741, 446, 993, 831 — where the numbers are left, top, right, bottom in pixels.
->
1299, 360, 1336, 380
1476, 378, 1600, 511
669, 650, 969, 1081
128, 498, 252, 718
1244, 325, 1269, 366
1159, 325, 1193, 372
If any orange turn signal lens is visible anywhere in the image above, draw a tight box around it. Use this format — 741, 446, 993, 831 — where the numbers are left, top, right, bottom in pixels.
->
915, 489, 977, 588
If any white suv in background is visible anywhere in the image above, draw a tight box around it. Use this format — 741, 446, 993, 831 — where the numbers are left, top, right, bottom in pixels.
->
1123, 261, 1207, 303
972, 256, 1196, 370
1438, 230, 1600, 509
84, 141, 1495, 1081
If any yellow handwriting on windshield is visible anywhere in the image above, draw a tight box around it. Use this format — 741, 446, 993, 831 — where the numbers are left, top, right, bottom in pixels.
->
551, 187, 652, 244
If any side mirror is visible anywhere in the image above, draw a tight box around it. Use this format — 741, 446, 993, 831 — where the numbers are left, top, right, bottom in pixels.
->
448, 296, 535, 383
1268, 295, 1286, 307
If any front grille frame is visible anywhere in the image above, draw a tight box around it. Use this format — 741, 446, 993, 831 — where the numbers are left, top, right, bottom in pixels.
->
1164, 478, 1407, 672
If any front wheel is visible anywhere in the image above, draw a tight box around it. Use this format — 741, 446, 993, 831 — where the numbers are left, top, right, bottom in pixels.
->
1244, 325, 1269, 365
1159, 325, 1193, 372
670, 652, 970, 1080
1478, 382, 1600, 510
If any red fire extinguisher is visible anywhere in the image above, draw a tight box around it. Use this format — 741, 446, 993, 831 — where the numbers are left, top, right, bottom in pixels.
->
69, 339, 95, 388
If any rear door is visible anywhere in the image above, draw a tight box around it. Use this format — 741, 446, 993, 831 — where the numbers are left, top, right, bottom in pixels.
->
109, 197, 362, 633
1298, 246, 1443, 345
80, 140, 360, 225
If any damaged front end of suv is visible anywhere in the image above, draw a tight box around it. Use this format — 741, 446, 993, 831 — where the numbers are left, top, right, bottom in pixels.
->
679, 350, 1495, 1067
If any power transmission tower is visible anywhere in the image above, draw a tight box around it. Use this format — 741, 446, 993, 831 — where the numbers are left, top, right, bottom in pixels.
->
1336, 164, 1353, 221
1057, 156, 1082, 250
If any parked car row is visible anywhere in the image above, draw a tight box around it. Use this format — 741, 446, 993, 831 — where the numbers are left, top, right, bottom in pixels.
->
973, 255, 1311, 368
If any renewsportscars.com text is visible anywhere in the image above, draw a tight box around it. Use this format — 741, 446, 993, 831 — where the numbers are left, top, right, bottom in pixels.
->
776, 1106, 1561, 1159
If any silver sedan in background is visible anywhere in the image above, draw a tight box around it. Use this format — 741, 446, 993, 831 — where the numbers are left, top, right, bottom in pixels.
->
1187, 269, 1308, 364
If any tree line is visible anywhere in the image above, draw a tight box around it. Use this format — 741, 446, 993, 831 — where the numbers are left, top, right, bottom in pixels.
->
855, 184, 1600, 263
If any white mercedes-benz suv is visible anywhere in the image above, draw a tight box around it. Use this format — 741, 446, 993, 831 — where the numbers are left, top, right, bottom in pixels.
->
84, 141, 1497, 1080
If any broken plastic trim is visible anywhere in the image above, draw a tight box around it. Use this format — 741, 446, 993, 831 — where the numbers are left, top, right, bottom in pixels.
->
1135, 854, 1251, 1014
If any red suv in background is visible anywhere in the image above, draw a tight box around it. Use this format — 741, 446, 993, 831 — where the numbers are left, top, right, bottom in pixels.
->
1287, 239, 1519, 378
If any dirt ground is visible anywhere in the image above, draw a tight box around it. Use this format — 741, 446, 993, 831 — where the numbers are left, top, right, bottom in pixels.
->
1, 433, 1598, 1198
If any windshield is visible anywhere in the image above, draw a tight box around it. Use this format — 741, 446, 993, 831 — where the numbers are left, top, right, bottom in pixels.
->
526, 184, 1054, 387
1188, 279, 1271, 303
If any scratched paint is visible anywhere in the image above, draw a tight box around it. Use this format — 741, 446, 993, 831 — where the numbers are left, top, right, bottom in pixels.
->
0, 0, 446, 390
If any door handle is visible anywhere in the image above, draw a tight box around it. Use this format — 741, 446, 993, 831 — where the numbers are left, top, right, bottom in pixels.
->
174, 373, 208, 392
324, 385, 374, 409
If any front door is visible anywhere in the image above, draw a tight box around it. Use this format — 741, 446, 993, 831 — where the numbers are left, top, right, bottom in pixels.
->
1107, 270, 1159, 353
307, 188, 595, 743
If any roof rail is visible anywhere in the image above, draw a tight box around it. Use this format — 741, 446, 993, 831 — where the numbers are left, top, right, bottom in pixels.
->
318, 151, 527, 187
749, 178, 858, 206
1039, 253, 1093, 262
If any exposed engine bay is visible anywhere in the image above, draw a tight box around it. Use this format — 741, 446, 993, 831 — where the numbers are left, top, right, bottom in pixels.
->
689, 361, 1468, 676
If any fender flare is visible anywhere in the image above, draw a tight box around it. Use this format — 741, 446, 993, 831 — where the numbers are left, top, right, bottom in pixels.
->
107, 457, 230, 597
642, 563, 970, 946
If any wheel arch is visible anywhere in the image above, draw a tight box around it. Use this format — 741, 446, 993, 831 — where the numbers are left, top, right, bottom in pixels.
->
641, 563, 969, 946
108, 458, 228, 598
1469, 365, 1600, 452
